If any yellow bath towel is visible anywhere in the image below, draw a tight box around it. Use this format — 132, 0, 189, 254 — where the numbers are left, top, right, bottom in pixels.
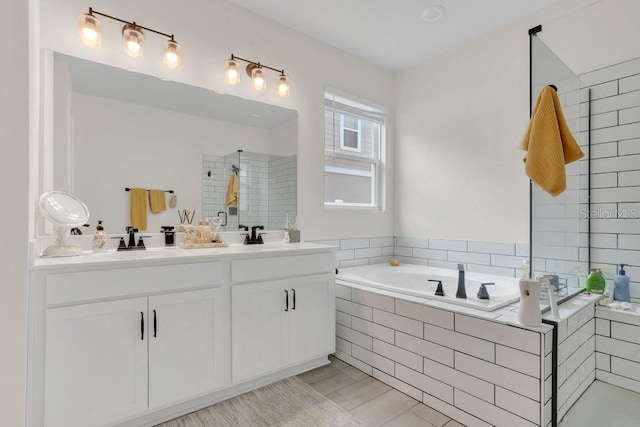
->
522, 86, 584, 196
225, 172, 239, 208
148, 189, 166, 213
130, 188, 148, 230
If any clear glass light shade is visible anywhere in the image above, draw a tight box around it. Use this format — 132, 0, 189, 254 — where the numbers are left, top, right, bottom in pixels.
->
78, 14, 102, 48
277, 75, 290, 97
163, 40, 182, 69
224, 59, 240, 85
122, 24, 144, 57
251, 67, 266, 92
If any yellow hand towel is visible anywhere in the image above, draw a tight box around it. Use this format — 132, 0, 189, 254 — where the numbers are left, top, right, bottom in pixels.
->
130, 188, 148, 231
148, 189, 167, 213
225, 172, 239, 208
522, 86, 584, 196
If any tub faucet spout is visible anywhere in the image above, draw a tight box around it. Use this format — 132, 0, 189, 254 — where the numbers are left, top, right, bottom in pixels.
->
456, 263, 467, 299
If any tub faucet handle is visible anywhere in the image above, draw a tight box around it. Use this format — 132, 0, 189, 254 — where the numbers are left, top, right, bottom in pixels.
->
429, 279, 445, 297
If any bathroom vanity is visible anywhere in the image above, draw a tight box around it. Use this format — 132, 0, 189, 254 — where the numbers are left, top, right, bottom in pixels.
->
27, 243, 335, 427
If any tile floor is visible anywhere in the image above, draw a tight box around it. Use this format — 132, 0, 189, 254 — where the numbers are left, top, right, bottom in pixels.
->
297, 357, 464, 427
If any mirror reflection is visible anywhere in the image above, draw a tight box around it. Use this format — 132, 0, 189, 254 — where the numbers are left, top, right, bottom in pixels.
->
48, 52, 297, 234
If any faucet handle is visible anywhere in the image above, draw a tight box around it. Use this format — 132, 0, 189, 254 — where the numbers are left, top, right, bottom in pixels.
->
428, 279, 445, 297
457, 263, 464, 271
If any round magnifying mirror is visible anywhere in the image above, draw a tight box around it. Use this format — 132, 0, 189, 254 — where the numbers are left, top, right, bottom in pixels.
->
39, 191, 90, 257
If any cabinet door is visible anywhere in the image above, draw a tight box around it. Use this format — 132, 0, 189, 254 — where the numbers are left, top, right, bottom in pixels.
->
148, 287, 226, 409
289, 274, 335, 364
232, 280, 289, 382
45, 298, 148, 427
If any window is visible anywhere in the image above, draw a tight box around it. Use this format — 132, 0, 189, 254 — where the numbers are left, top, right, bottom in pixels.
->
324, 89, 385, 209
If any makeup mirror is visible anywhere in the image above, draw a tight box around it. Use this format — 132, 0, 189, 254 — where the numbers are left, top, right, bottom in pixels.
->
39, 190, 90, 257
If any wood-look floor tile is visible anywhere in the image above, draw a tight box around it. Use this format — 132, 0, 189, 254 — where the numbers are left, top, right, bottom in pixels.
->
349, 389, 419, 427
411, 403, 451, 427
342, 365, 371, 382
326, 391, 359, 411
337, 377, 392, 407
443, 420, 465, 427
298, 358, 347, 384
310, 371, 357, 395
382, 411, 437, 426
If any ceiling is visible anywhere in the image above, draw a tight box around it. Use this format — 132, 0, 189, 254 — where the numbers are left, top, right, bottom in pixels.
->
227, 0, 560, 70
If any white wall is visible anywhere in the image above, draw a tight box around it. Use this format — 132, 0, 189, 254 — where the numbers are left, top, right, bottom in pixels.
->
1, 1, 30, 425
37, 0, 396, 241
394, 0, 640, 243
70, 93, 270, 234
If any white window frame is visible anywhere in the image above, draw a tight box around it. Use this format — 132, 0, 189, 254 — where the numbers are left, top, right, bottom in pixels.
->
339, 115, 362, 152
324, 88, 385, 210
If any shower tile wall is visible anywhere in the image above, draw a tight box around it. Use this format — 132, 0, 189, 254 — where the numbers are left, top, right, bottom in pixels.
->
268, 155, 297, 230
580, 57, 640, 303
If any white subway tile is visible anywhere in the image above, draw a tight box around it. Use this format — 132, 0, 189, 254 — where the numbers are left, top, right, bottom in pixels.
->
428, 238, 467, 251
592, 142, 619, 159
372, 368, 422, 401
619, 234, 640, 250
596, 307, 640, 326
620, 73, 640, 93
591, 233, 618, 249
587, 80, 619, 99
335, 350, 373, 376
455, 314, 541, 355
447, 251, 490, 265
373, 309, 423, 338
545, 331, 553, 356
352, 289, 395, 312
496, 345, 540, 378
595, 318, 610, 336
455, 390, 538, 427
373, 339, 422, 371
335, 249, 355, 261
340, 238, 370, 250
335, 284, 352, 301
395, 364, 454, 404
396, 237, 429, 249
354, 247, 382, 259
395, 331, 454, 367
467, 264, 516, 278
395, 299, 454, 329
336, 324, 373, 351
336, 337, 351, 354
589, 91, 640, 116
336, 298, 372, 321
422, 393, 492, 427
381, 246, 394, 256
468, 241, 515, 256
336, 311, 352, 328
352, 317, 394, 344
592, 153, 640, 174
424, 324, 495, 362
339, 259, 369, 268
368, 256, 393, 265
352, 343, 373, 365
619, 170, 640, 187
516, 243, 530, 257
598, 369, 640, 394
455, 352, 540, 401
428, 260, 459, 270
491, 254, 528, 269
619, 138, 640, 155
566, 336, 595, 377
620, 105, 640, 125
423, 357, 494, 403
370, 352, 395, 376
611, 322, 640, 345
595, 352, 611, 371
495, 386, 540, 424
369, 237, 394, 247
596, 335, 640, 363
412, 248, 448, 260
395, 246, 413, 257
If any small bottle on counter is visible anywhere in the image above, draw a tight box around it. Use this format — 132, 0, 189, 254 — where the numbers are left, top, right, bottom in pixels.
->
586, 268, 605, 294
92, 220, 108, 252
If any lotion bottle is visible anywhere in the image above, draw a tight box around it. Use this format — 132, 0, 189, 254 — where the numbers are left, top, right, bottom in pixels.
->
613, 264, 631, 302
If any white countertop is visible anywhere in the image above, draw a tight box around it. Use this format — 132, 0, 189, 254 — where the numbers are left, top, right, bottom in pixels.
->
31, 241, 336, 270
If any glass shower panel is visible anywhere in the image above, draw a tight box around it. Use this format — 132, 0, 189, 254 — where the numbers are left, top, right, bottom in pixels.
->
530, 36, 590, 290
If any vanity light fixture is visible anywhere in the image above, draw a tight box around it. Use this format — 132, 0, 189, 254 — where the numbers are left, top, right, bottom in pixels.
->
78, 7, 182, 69
224, 54, 290, 97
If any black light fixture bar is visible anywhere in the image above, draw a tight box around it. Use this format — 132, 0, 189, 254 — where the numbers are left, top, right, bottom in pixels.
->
87, 7, 175, 41
230, 53, 286, 75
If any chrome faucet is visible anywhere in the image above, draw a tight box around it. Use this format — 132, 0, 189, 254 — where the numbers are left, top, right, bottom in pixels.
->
456, 263, 467, 299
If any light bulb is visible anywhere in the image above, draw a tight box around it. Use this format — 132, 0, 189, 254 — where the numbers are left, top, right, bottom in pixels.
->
163, 40, 182, 69
277, 75, 290, 97
251, 67, 266, 92
122, 24, 144, 58
78, 13, 102, 48
224, 59, 240, 85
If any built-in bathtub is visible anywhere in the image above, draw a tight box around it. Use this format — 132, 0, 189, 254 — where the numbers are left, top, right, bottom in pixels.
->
337, 263, 520, 311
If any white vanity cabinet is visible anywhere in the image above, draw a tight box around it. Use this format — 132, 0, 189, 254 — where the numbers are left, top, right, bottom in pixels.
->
29, 244, 335, 427
231, 253, 335, 382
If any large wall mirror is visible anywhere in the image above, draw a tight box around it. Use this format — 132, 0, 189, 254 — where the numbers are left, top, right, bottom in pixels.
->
45, 51, 297, 234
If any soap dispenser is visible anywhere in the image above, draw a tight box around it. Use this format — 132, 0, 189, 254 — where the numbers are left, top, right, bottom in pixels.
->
613, 264, 631, 302
92, 220, 108, 252
586, 268, 606, 294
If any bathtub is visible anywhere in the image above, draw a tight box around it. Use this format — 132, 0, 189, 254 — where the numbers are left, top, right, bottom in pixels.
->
336, 263, 520, 311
